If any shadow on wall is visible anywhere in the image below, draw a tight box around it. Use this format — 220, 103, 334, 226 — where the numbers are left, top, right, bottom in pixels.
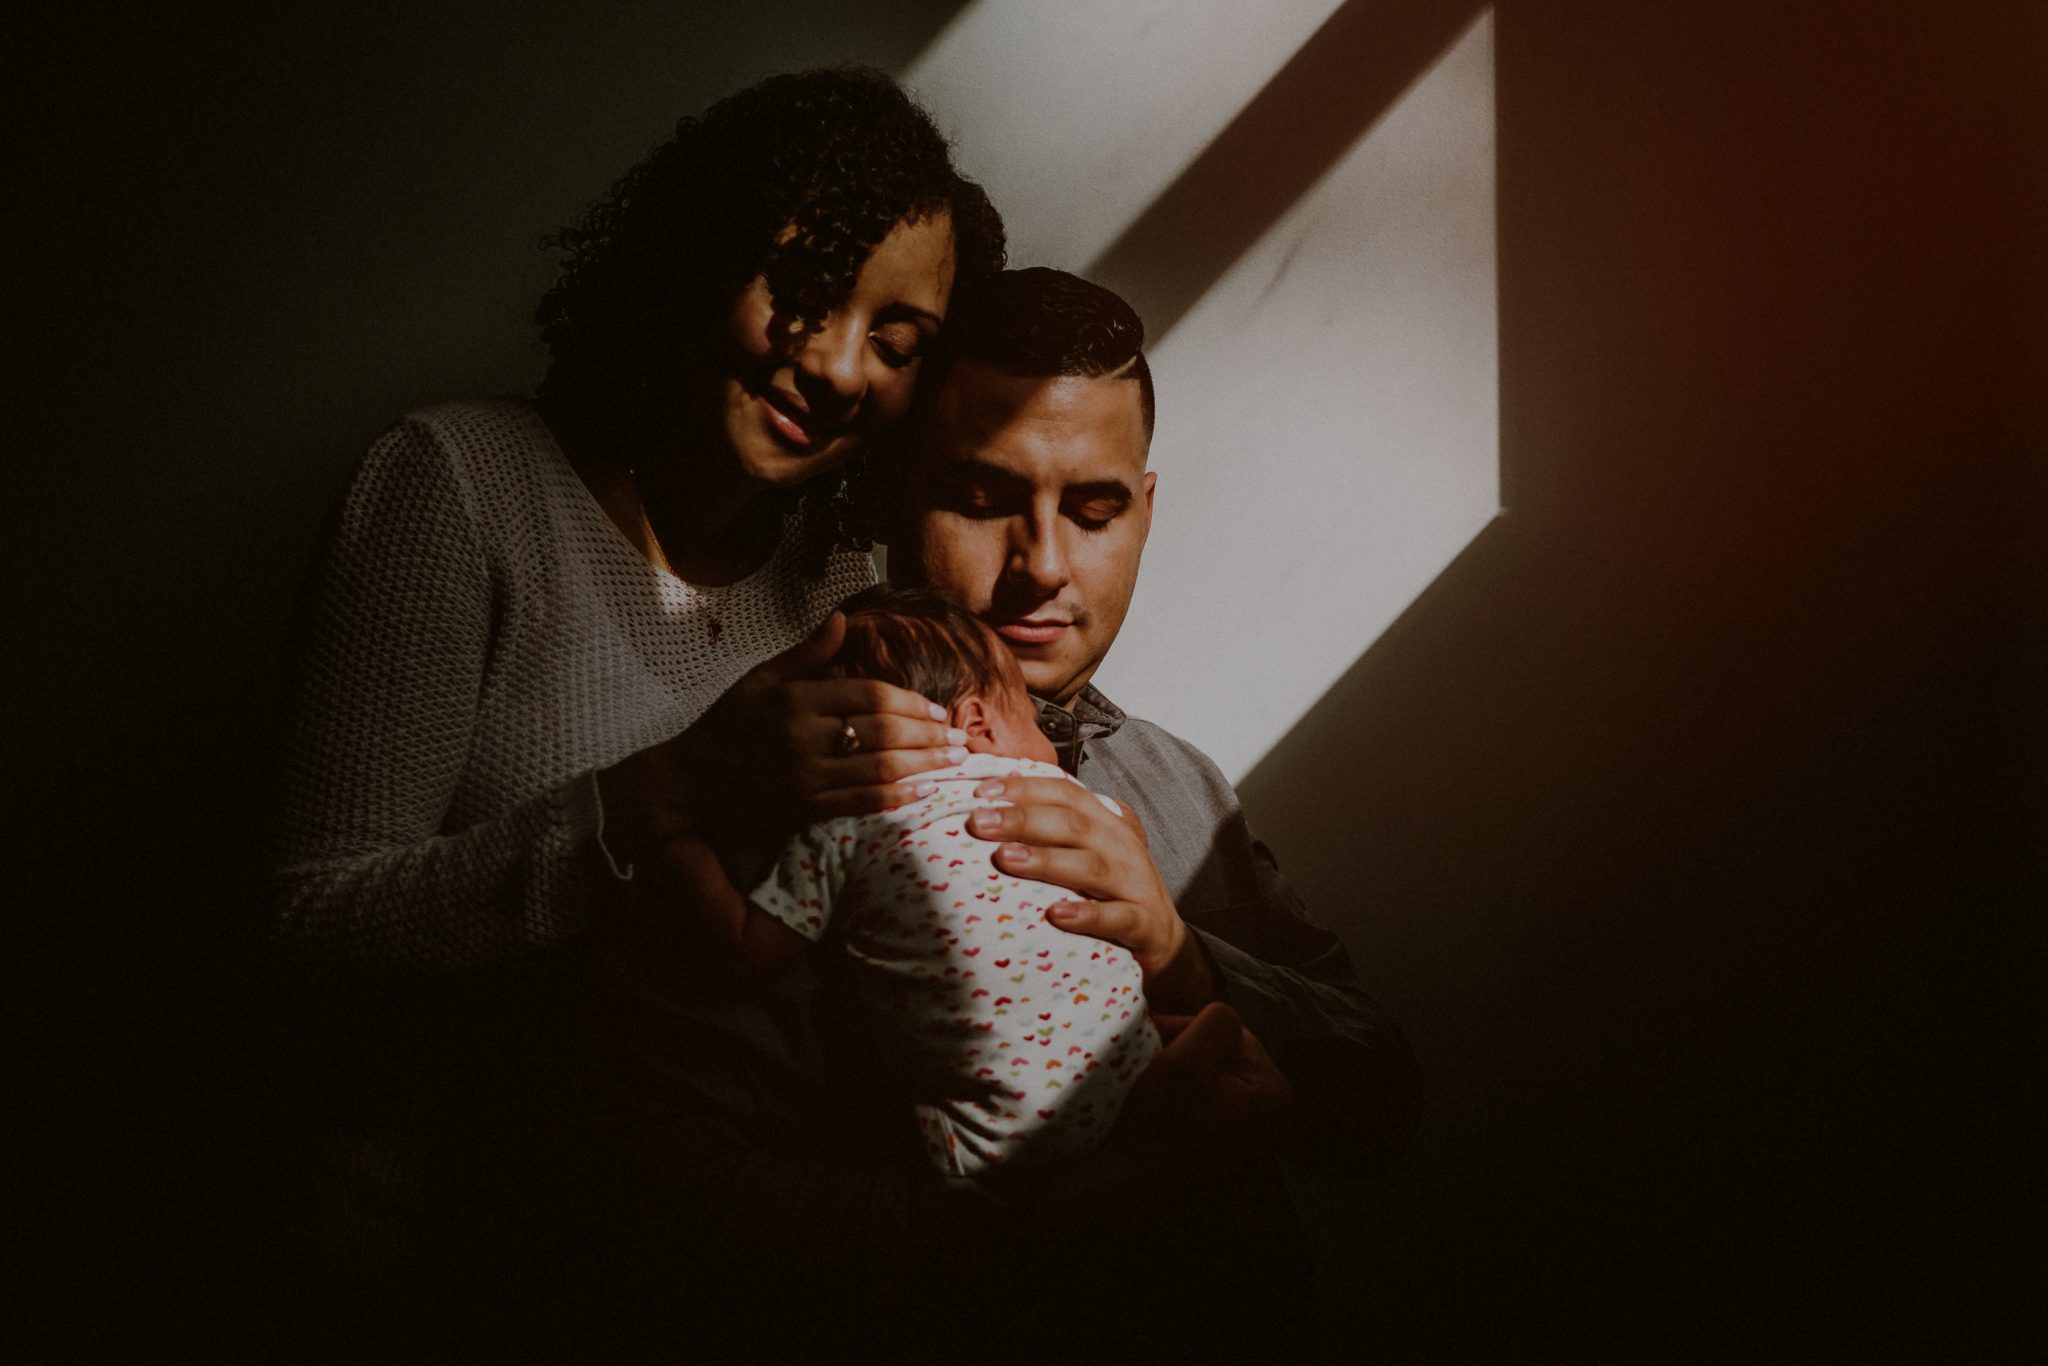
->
15, 3, 973, 1354
1214, 0, 2040, 1354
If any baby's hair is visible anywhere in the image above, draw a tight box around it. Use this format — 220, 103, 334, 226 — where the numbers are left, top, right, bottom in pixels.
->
830, 584, 1025, 712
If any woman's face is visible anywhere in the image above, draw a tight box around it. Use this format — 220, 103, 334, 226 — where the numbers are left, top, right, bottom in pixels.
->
698, 211, 957, 488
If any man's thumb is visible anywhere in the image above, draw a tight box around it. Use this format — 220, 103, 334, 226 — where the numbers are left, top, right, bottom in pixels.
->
760, 610, 845, 681
1158, 1000, 1243, 1074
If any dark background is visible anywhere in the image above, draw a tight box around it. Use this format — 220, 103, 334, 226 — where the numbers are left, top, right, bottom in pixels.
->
14, 1, 2042, 1357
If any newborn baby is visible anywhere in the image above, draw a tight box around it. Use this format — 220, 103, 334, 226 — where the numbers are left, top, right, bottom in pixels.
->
664, 584, 1160, 1177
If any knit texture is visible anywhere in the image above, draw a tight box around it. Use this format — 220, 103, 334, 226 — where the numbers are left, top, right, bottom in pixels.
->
270, 398, 875, 1263
273, 396, 875, 969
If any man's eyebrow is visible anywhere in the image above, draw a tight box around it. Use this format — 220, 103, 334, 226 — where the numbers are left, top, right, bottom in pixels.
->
932, 458, 1133, 504
1063, 480, 1134, 505
932, 455, 1032, 492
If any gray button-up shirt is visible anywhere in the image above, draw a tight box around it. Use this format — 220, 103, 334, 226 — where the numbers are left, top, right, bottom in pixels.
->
1036, 687, 1419, 1168
596, 687, 1419, 1345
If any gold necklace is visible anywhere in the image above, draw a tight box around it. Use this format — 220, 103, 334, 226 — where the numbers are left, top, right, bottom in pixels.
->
629, 468, 729, 645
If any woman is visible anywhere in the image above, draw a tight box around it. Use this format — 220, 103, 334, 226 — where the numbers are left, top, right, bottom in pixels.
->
271, 68, 1005, 1309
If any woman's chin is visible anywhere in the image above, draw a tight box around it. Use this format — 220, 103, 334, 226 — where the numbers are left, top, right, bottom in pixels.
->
732, 430, 860, 490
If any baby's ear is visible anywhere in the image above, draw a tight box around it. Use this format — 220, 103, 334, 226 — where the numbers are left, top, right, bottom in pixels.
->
954, 695, 999, 753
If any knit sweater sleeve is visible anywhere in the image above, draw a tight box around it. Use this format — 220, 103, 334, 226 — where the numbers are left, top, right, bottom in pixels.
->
271, 418, 613, 970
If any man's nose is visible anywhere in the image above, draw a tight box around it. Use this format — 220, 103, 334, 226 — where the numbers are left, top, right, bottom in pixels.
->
1005, 515, 1068, 595
793, 310, 866, 409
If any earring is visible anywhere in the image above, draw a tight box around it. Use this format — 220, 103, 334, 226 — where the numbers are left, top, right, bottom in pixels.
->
828, 453, 872, 553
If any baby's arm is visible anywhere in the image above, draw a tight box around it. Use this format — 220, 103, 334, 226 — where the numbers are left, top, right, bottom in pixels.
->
648, 834, 811, 974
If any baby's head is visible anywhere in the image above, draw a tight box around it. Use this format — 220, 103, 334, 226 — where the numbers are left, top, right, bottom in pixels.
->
830, 585, 1058, 767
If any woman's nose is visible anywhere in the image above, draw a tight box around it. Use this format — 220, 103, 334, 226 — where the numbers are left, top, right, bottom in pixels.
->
793, 311, 866, 408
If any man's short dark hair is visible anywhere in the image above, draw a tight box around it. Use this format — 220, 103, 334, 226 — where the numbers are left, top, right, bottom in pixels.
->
927, 267, 1155, 441
829, 584, 1023, 710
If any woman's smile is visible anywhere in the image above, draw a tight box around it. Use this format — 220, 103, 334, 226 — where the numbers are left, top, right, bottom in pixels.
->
708, 210, 957, 489
758, 385, 830, 450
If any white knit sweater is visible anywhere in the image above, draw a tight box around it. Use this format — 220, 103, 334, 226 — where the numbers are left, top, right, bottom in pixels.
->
273, 398, 876, 970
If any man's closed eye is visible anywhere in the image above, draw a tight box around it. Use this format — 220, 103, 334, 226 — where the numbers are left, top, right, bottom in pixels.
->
1066, 495, 1129, 532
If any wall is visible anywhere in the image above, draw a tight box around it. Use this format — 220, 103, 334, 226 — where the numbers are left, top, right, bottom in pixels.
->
16, 0, 2039, 1355
903, 0, 1500, 781
1238, 1, 2042, 1354
15, 2, 978, 1348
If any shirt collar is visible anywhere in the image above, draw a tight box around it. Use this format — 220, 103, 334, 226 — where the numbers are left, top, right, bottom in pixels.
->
1031, 684, 1126, 776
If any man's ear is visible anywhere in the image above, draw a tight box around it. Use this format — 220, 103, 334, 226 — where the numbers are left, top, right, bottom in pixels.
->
1139, 469, 1157, 545
954, 695, 999, 753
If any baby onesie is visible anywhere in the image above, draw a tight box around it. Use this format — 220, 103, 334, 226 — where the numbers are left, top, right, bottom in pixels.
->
748, 753, 1161, 1176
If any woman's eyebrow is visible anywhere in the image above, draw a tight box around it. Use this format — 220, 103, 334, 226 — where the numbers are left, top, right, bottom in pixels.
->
877, 301, 944, 327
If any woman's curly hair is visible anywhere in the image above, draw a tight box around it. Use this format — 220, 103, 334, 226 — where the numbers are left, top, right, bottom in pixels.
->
534, 67, 1006, 572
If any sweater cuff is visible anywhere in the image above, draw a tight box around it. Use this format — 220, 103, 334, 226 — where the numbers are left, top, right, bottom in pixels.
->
582, 770, 637, 882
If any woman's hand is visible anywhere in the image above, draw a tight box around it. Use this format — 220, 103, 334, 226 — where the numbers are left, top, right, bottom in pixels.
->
965, 775, 1221, 1011
598, 613, 967, 858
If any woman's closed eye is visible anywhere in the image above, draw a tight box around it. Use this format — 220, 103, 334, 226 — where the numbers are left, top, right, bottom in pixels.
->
870, 321, 929, 368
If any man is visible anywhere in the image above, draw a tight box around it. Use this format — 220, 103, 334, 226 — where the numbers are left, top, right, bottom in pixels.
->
599, 269, 1416, 1358
886, 267, 1417, 1171
835, 268, 1421, 1354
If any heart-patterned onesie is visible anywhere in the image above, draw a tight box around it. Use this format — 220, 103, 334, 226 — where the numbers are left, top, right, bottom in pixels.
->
748, 753, 1161, 1176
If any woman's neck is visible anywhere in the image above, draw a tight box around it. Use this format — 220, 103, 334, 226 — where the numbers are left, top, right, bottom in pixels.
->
547, 403, 782, 587
635, 455, 781, 586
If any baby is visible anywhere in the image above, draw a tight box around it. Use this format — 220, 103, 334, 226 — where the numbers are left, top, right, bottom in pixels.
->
662, 584, 1160, 1178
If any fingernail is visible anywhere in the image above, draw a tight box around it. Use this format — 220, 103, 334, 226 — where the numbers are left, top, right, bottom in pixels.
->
927, 702, 948, 721
999, 842, 1031, 864
942, 746, 969, 765
945, 727, 968, 746
968, 809, 999, 833
911, 780, 938, 798
975, 781, 1004, 799
1048, 903, 1078, 922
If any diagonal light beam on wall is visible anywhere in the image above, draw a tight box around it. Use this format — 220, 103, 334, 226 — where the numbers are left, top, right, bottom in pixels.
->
904, 2, 1499, 782
1087, 0, 1490, 342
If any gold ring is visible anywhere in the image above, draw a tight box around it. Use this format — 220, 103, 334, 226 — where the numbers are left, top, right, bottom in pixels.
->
832, 720, 862, 755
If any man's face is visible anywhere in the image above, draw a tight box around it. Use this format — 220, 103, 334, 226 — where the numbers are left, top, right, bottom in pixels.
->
894, 360, 1155, 707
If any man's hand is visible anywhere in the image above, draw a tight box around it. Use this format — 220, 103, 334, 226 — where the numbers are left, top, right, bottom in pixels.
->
1111, 1002, 1293, 1179
973, 1003, 1294, 1234
966, 774, 1220, 1012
